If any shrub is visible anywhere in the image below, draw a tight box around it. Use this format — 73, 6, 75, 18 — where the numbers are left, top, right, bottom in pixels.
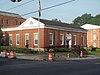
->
0, 46, 13, 52
0, 46, 36, 54
53, 48, 70, 52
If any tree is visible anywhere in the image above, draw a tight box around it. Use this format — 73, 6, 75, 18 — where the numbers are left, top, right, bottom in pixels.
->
88, 14, 100, 25
73, 13, 93, 26
73, 13, 100, 26
51, 18, 62, 22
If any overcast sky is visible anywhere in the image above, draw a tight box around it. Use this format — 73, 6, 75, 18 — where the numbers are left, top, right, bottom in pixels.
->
0, 0, 100, 23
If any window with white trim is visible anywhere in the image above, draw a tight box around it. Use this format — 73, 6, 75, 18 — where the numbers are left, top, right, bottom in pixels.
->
16, 34, 20, 45
9, 34, 12, 45
93, 34, 96, 41
49, 33, 53, 45
60, 34, 64, 45
25, 33, 29, 45
34, 33, 38, 45
73, 35, 76, 45
93, 42, 96, 47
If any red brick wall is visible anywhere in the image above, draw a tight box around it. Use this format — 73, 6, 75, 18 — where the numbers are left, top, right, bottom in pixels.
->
3, 28, 87, 49
0, 15, 25, 26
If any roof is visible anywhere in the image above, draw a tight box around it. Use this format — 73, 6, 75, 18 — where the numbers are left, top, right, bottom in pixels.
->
33, 17, 85, 30
0, 11, 21, 18
2, 17, 87, 32
81, 24, 100, 29
2, 25, 19, 28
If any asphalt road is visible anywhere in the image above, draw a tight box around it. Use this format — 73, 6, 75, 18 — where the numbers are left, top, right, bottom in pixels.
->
0, 58, 100, 75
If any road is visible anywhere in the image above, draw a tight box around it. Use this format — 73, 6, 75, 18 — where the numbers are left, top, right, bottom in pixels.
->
0, 58, 100, 75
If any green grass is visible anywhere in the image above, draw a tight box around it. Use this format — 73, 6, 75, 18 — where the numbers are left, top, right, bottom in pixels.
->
88, 48, 100, 56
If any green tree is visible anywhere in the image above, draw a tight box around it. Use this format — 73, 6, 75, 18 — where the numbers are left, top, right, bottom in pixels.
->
51, 18, 61, 22
73, 13, 93, 26
89, 14, 100, 25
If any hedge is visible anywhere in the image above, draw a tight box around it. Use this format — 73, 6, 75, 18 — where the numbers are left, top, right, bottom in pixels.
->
0, 46, 37, 54
53, 48, 70, 52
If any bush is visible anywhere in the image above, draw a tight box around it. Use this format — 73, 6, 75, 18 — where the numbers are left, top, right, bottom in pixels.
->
15, 48, 32, 54
0, 46, 13, 52
91, 47, 96, 51
0, 46, 36, 54
53, 48, 70, 52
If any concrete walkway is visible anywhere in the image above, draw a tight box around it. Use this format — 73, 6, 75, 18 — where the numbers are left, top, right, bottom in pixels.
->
16, 53, 100, 61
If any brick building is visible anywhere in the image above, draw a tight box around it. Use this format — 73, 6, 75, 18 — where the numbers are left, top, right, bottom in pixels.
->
0, 11, 25, 46
1, 17, 87, 51
0, 11, 25, 27
81, 24, 100, 48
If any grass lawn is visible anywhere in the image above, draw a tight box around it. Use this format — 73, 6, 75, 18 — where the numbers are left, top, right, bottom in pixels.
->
88, 48, 100, 56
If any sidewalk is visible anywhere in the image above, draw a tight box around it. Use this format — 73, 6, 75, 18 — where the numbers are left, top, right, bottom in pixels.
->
16, 53, 100, 61
16, 53, 47, 61
70, 56, 100, 60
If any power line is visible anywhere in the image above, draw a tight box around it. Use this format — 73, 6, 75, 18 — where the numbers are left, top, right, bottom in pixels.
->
5, 0, 34, 11
21, 0, 75, 16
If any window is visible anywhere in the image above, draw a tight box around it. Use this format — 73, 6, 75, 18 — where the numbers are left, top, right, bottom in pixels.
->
34, 33, 38, 45
16, 20, 19, 25
60, 34, 64, 45
6, 19, 9, 24
20, 22, 22, 25
73, 35, 76, 45
3, 35, 6, 45
81, 33, 84, 47
16, 34, 20, 45
25, 33, 29, 45
9, 34, 12, 45
93, 34, 96, 41
1, 18, 3, 24
49, 33, 53, 45
93, 42, 96, 47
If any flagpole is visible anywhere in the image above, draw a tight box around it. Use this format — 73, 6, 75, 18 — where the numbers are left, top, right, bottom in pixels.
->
38, 0, 41, 52
38, 15, 40, 51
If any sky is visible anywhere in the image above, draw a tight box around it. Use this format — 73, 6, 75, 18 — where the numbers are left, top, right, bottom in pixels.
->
0, 0, 100, 23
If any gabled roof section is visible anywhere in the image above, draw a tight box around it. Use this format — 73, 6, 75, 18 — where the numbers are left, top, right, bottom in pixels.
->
33, 17, 85, 30
0, 11, 21, 18
19, 17, 44, 28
